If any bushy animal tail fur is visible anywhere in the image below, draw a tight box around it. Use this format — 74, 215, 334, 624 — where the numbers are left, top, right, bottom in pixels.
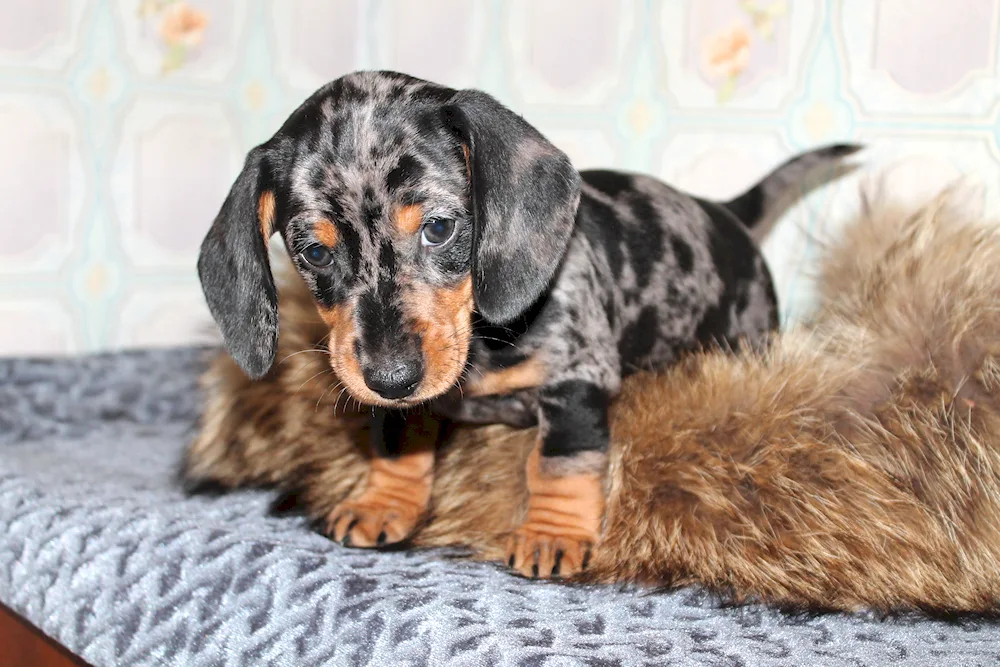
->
589, 187, 1000, 612
725, 143, 862, 241
185, 184, 1000, 613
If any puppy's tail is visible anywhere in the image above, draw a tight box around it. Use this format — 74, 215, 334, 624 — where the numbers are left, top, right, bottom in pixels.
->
724, 143, 863, 242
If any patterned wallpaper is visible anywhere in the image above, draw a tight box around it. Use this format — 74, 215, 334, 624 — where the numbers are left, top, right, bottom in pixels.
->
2, 0, 999, 356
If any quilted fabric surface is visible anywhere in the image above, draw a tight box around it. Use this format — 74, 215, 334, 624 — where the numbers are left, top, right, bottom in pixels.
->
2, 348, 1000, 667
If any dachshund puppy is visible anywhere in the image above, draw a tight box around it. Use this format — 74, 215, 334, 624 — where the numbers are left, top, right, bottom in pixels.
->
197, 70, 858, 579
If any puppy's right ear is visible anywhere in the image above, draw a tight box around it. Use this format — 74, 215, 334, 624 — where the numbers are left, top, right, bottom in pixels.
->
197, 146, 279, 380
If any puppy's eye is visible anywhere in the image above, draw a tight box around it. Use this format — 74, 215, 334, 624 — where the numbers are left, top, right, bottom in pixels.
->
420, 217, 456, 247
301, 244, 333, 268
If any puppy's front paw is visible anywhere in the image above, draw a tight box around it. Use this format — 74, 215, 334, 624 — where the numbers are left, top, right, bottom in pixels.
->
326, 490, 425, 547
322, 445, 435, 548
506, 447, 605, 579
506, 527, 594, 579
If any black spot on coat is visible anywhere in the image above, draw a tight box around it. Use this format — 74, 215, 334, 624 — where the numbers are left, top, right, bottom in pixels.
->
619, 306, 658, 372
386, 154, 424, 192
582, 170, 633, 198
670, 235, 694, 273
692, 198, 773, 345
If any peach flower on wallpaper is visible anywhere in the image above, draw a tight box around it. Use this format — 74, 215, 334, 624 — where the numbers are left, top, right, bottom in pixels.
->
702, 23, 751, 78
700, 0, 787, 103
138, 0, 210, 74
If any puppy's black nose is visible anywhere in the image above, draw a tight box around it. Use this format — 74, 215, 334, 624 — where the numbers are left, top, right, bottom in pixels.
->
362, 360, 423, 399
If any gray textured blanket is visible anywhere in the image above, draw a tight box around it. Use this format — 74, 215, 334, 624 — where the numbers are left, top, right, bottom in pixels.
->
2, 348, 999, 666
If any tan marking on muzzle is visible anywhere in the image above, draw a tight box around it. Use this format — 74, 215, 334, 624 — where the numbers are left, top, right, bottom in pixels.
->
403, 275, 475, 401
319, 304, 370, 402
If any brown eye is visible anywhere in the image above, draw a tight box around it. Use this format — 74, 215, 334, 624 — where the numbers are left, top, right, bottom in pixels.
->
301, 244, 333, 267
420, 217, 456, 247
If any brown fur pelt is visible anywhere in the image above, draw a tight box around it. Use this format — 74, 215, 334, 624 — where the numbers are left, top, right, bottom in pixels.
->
185, 190, 1000, 613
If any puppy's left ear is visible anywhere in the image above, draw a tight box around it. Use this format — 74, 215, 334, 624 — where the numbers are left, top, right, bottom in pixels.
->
197, 146, 280, 380
444, 90, 581, 324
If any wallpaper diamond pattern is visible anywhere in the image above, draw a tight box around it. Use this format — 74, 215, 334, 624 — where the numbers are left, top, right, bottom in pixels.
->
2, 0, 998, 355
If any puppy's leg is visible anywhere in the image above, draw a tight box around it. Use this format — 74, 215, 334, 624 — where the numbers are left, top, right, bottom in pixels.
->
507, 380, 609, 579
327, 409, 437, 547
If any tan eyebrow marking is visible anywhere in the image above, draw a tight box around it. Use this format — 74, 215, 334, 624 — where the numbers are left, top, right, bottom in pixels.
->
313, 219, 339, 247
395, 203, 424, 235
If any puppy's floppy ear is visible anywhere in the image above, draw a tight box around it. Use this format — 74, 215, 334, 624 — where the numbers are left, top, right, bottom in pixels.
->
197, 146, 279, 380
444, 90, 581, 324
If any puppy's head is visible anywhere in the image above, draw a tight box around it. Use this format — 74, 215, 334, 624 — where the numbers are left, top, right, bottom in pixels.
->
198, 71, 580, 407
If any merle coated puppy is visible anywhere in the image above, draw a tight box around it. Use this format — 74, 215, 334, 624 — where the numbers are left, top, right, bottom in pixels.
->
197, 70, 858, 579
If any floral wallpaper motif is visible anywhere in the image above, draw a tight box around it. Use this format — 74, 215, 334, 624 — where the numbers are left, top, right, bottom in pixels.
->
1, 0, 999, 356
139, 0, 210, 73
702, 24, 751, 102
701, 1, 788, 103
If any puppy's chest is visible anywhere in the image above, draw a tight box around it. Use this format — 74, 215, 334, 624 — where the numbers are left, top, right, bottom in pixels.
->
461, 307, 551, 390
429, 342, 544, 428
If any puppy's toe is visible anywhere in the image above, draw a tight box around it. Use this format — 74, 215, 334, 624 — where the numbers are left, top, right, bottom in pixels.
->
551, 536, 591, 577
325, 494, 423, 548
328, 510, 360, 545
505, 528, 593, 579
